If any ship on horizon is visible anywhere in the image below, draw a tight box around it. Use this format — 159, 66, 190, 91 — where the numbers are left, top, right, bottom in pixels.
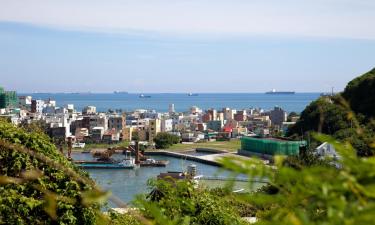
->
265, 89, 295, 95
113, 91, 128, 94
139, 94, 151, 98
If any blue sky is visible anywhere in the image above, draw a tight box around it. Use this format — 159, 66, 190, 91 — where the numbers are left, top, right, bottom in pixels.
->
0, 0, 374, 93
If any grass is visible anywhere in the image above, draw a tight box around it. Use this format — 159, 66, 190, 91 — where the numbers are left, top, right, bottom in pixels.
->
71, 141, 129, 152
166, 139, 241, 152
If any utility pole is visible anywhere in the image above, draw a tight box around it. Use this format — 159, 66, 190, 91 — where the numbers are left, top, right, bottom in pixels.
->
67, 137, 73, 160
135, 140, 140, 165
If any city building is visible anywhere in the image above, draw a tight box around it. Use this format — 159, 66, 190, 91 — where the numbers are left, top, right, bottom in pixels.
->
89, 114, 108, 131
206, 120, 224, 132
234, 110, 247, 122
91, 127, 105, 142
83, 106, 97, 115
31, 100, 45, 113
269, 106, 287, 126
161, 118, 173, 132
122, 126, 134, 141
148, 119, 161, 142
223, 107, 236, 120
108, 114, 126, 131
169, 103, 175, 114
18, 96, 32, 110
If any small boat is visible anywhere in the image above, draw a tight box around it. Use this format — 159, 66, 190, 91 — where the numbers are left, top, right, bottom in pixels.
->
140, 159, 169, 167
76, 158, 135, 169
139, 94, 151, 98
73, 142, 86, 148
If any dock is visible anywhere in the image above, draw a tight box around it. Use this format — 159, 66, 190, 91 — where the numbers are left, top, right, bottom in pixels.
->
145, 150, 251, 167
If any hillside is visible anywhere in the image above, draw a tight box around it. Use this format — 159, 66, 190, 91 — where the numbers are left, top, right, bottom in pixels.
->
342, 68, 375, 119
287, 68, 375, 156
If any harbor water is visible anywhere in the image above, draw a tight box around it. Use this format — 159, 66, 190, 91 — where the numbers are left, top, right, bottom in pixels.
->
72, 152, 254, 204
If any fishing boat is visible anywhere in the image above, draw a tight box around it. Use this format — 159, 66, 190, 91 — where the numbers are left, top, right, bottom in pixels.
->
76, 158, 135, 169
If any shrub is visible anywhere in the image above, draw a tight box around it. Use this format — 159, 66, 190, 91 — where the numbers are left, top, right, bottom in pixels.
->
0, 120, 103, 224
153, 133, 180, 149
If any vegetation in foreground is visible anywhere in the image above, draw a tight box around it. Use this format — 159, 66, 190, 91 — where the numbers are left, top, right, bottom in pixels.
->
135, 180, 254, 225
0, 120, 103, 224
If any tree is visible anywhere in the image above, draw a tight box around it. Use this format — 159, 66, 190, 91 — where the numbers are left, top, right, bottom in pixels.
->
153, 133, 180, 149
287, 111, 299, 122
287, 97, 351, 137
342, 67, 375, 119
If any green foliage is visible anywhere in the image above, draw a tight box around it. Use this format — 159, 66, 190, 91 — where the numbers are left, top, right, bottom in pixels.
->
219, 133, 375, 225
287, 69, 375, 156
287, 97, 351, 136
109, 211, 142, 225
287, 111, 299, 122
153, 133, 180, 149
136, 179, 247, 225
0, 119, 103, 224
343, 67, 375, 119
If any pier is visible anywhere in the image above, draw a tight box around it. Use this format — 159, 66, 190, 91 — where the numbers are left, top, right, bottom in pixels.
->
145, 150, 251, 167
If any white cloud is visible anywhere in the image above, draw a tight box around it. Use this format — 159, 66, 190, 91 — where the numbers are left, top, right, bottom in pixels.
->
0, 0, 375, 39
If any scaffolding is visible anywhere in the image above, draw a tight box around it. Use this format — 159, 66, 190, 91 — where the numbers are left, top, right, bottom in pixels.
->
241, 137, 306, 156
0, 88, 17, 109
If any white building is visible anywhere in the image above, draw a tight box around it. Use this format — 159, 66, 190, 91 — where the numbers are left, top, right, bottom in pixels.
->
43, 106, 56, 114
190, 106, 202, 114
89, 113, 108, 131
18, 96, 32, 110
161, 119, 173, 132
65, 104, 74, 112
83, 106, 96, 115
33, 100, 45, 113
223, 108, 236, 120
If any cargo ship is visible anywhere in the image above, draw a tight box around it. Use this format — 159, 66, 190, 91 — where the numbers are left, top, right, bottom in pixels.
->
265, 89, 295, 95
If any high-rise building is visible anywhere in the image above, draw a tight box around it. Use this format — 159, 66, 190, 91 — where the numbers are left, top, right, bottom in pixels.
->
148, 119, 161, 143
269, 106, 287, 126
169, 103, 175, 114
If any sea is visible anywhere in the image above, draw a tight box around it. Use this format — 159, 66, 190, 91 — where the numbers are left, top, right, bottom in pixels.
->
21, 93, 320, 113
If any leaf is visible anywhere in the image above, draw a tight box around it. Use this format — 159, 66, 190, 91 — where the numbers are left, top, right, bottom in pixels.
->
81, 189, 111, 206
0, 175, 22, 185
44, 193, 57, 220
21, 169, 43, 180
